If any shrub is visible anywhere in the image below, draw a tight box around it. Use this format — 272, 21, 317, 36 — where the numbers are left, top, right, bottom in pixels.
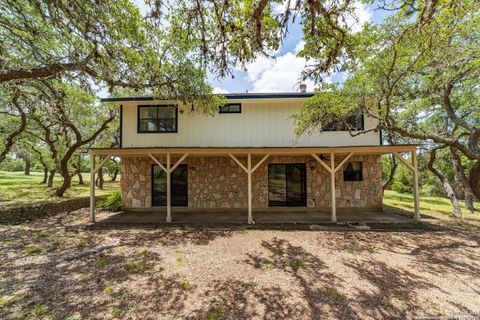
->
99, 191, 121, 211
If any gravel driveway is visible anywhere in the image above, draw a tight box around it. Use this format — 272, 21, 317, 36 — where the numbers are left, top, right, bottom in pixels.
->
1, 209, 479, 319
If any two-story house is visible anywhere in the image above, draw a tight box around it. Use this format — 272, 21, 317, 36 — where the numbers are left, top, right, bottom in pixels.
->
89, 92, 420, 224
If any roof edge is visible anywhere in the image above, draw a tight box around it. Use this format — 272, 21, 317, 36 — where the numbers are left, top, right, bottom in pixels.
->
100, 92, 315, 102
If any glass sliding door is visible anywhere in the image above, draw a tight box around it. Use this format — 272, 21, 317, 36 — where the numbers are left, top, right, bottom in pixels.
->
152, 164, 188, 206
268, 164, 306, 206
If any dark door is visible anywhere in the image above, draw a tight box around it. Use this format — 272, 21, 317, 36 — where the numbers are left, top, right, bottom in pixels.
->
152, 164, 188, 206
268, 163, 306, 206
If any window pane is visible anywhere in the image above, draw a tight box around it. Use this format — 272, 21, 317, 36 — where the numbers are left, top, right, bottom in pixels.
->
139, 119, 157, 132
158, 106, 176, 118
139, 106, 157, 119
158, 118, 176, 132
220, 104, 241, 113
344, 161, 362, 181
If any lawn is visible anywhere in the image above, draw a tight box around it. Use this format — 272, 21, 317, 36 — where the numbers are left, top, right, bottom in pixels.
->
384, 190, 480, 230
0, 208, 479, 319
0, 172, 119, 208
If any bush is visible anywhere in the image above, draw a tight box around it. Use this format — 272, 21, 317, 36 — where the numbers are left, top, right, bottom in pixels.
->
99, 191, 121, 211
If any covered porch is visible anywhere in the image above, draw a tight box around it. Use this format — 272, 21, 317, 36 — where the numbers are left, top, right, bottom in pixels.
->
96, 207, 411, 225
89, 145, 421, 224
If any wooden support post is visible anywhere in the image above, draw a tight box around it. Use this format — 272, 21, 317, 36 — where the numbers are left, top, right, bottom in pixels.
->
412, 150, 421, 221
89, 154, 95, 223
330, 152, 337, 223
229, 153, 268, 224
166, 153, 171, 223
247, 153, 253, 224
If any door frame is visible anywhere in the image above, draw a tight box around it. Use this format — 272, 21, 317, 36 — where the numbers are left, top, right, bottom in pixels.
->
151, 163, 188, 207
267, 163, 307, 207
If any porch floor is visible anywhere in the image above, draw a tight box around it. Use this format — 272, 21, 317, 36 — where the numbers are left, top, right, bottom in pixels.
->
96, 208, 411, 225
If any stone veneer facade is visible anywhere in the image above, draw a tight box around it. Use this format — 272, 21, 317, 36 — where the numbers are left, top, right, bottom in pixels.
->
120, 155, 383, 210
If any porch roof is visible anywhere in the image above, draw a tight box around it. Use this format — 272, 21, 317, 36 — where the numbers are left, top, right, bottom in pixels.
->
90, 144, 417, 156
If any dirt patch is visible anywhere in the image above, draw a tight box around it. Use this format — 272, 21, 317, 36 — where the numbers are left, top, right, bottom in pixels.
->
1, 209, 479, 319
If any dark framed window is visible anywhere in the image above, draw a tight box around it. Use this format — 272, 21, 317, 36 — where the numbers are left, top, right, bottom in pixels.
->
219, 103, 241, 113
138, 105, 177, 133
323, 111, 364, 131
344, 161, 363, 181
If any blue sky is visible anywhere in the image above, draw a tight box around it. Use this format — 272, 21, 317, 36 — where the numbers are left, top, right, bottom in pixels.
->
133, 1, 387, 94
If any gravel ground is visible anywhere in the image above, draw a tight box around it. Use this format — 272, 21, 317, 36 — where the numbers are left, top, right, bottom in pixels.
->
0, 209, 479, 320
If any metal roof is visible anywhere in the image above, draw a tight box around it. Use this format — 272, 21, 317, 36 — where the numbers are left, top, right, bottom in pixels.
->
100, 92, 314, 102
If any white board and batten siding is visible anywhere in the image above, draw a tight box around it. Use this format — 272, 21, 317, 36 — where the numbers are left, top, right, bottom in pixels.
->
121, 98, 380, 148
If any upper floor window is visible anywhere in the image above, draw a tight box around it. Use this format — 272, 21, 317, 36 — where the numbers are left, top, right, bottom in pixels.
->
219, 103, 241, 113
323, 111, 364, 131
138, 105, 177, 133
344, 161, 363, 181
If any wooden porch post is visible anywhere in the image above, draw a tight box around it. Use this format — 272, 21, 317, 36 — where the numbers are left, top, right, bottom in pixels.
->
330, 152, 337, 223
412, 150, 421, 221
89, 154, 112, 223
229, 153, 269, 224
247, 153, 253, 224
89, 154, 95, 223
166, 152, 172, 223
393, 151, 421, 221
149, 152, 188, 223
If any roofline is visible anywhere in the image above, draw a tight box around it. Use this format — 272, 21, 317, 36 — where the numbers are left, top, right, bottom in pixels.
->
100, 92, 315, 103
89, 144, 418, 156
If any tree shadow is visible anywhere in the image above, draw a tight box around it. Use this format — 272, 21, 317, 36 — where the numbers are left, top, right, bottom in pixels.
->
242, 238, 361, 319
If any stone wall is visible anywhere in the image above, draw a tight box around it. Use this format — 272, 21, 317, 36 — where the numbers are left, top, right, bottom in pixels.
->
0, 195, 106, 224
121, 155, 383, 210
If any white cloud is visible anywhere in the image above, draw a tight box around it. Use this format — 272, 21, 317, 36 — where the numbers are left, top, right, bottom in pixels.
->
294, 40, 305, 54
346, 2, 373, 33
212, 86, 230, 94
245, 50, 315, 92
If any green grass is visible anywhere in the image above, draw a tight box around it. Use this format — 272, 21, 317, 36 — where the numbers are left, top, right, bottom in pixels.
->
0, 171, 119, 207
384, 190, 480, 221
23, 246, 42, 255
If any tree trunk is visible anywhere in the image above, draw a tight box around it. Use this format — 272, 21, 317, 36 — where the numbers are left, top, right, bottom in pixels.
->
55, 157, 71, 197
111, 168, 118, 182
47, 169, 56, 187
451, 148, 475, 213
428, 149, 462, 218
41, 167, 48, 184
470, 161, 480, 200
382, 154, 397, 195
24, 158, 31, 175
96, 167, 104, 190
78, 172, 84, 185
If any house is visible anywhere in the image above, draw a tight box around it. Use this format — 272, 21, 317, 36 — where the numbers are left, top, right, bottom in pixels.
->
90, 91, 420, 224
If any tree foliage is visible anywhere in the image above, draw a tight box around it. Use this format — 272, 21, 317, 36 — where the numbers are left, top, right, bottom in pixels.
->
295, 0, 480, 201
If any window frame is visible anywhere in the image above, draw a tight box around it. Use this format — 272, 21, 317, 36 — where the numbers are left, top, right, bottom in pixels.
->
219, 103, 242, 114
137, 104, 178, 133
343, 161, 363, 182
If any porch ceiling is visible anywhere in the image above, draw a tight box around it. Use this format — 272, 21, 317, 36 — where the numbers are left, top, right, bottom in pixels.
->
90, 144, 417, 157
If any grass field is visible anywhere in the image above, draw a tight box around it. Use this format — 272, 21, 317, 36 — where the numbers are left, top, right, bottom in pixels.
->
0, 172, 119, 207
384, 190, 479, 222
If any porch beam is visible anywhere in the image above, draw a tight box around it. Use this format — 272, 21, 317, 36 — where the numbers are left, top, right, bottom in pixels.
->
91, 145, 418, 156
252, 154, 270, 172
334, 152, 354, 173
170, 153, 189, 172
93, 154, 113, 174
89, 154, 96, 223
311, 153, 332, 173
393, 152, 415, 172
148, 153, 168, 173
228, 154, 248, 173
330, 152, 337, 223
166, 153, 171, 222
412, 150, 421, 221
